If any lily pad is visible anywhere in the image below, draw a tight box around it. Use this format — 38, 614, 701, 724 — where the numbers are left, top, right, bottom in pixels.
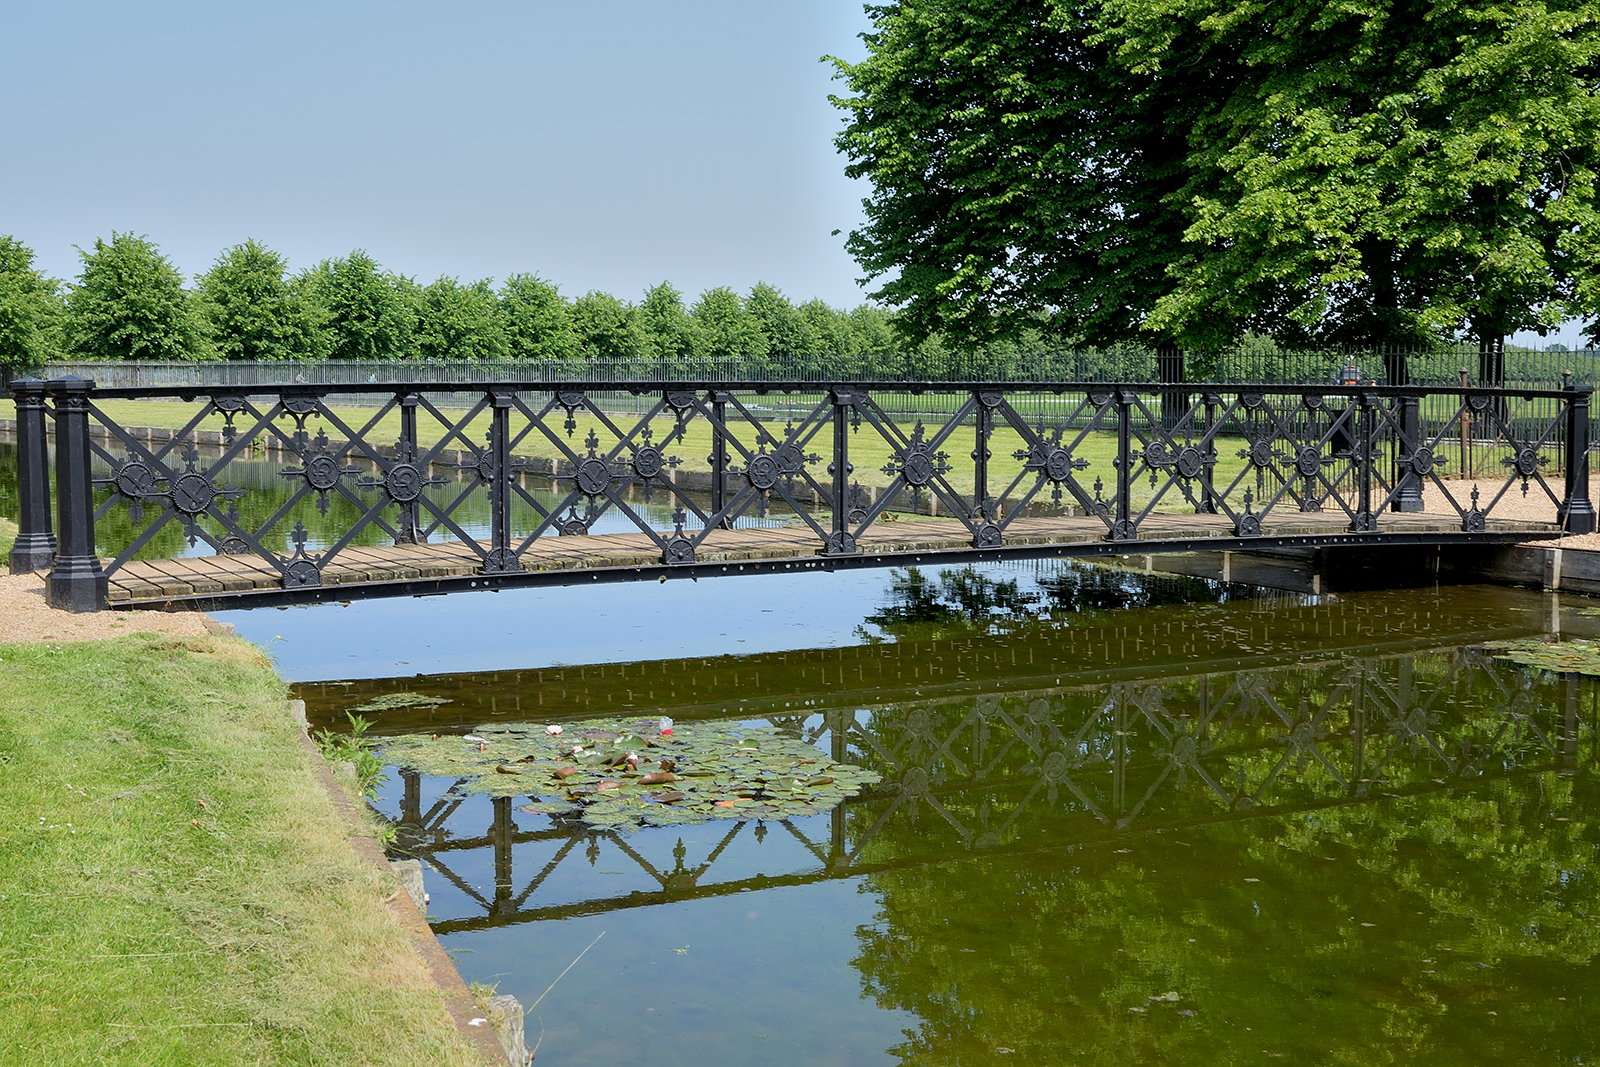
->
1481, 637, 1600, 676
349, 691, 453, 713
375, 716, 881, 831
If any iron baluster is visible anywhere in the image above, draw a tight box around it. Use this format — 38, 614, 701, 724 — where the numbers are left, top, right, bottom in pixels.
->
396, 392, 423, 544
1199, 392, 1218, 515
710, 390, 731, 530
484, 387, 517, 573
1353, 391, 1376, 531
44, 376, 107, 612
972, 389, 1002, 546
1394, 392, 1425, 513
825, 388, 856, 554
7, 377, 56, 573
1110, 388, 1136, 540
1561, 372, 1596, 534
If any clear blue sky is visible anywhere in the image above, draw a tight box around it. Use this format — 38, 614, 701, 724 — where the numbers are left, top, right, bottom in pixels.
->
2, 1, 875, 307
3, 2, 1587, 346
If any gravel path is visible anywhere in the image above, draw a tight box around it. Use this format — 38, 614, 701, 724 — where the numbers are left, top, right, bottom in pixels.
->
0, 572, 211, 643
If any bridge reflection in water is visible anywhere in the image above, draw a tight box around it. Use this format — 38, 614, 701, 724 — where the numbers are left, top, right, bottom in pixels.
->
379, 643, 1594, 935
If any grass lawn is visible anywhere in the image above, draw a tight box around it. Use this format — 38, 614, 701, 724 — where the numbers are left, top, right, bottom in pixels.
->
0, 518, 15, 569
0, 634, 487, 1066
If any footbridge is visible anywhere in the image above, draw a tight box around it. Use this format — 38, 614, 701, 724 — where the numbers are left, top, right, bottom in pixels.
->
6, 376, 1594, 611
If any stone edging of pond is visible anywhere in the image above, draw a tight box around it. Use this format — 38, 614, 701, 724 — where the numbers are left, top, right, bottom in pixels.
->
289, 698, 527, 1066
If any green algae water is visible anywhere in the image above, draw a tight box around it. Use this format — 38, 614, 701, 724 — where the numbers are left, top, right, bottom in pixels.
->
294, 572, 1600, 1066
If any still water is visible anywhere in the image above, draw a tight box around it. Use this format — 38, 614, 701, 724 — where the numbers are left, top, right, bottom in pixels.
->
4, 437, 1595, 1062
284, 567, 1600, 1066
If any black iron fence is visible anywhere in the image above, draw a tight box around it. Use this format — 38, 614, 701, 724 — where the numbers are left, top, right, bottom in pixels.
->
7, 376, 1595, 611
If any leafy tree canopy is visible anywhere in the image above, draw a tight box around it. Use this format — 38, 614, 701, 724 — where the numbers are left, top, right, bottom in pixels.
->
692, 285, 770, 360
830, 0, 1600, 351
571, 290, 653, 361
297, 251, 416, 362
497, 273, 579, 361
193, 240, 320, 361
65, 232, 200, 361
639, 281, 702, 361
413, 276, 506, 361
0, 235, 64, 368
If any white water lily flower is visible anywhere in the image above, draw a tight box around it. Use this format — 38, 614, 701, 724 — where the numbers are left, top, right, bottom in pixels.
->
545, 724, 563, 735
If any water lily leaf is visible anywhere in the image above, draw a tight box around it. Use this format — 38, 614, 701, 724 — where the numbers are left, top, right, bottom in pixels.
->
376, 715, 881, 831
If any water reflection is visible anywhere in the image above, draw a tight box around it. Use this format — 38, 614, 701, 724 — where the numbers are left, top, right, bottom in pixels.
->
376, 645, 1593, 934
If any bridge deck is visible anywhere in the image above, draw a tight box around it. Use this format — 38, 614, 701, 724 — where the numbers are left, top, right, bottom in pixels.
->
106, 512, 1559, 607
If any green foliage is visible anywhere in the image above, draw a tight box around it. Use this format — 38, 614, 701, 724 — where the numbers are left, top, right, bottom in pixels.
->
831, 0, 1600, 352
314, 712, 388, 799
297, 251, 416, 361
692, 285, 769, 360
193, 240, 321, 361
374, 717, 880, 829
497, 273, 578, 360
639, 281, 702, 361
0, 235, 64, 368
412, 276, 506, 361
829, 0, 1188, 348
571, 290, 653, 360
65, 232, 201, 361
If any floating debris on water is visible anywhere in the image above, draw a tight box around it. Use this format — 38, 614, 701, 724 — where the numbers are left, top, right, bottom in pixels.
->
1480, 637, 1600, 676
348, 691, 454, 713
374, 717, 881, 829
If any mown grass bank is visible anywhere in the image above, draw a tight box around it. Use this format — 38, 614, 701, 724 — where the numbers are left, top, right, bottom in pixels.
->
0, 518, 15, 568
0, 634, 487, 1066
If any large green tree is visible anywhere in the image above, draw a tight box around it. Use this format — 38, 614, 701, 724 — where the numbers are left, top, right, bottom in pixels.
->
0, 236, 64, 368
570, 291, 653, 360
65, 232, 201, 361
691, 286, 770, 360
1097, 0, 1600, 359
297, 251, 415, 361
412, 276, 506, 361
497, 274, 578, 361
829, 0, 1192, 349
193, 240, 320, 361
639, 282, 703, 362
831, 0, 1600, 362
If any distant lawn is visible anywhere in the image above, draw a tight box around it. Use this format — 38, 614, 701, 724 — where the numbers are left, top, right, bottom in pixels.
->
0, 635, 486, 1066
0, 518, 15, 569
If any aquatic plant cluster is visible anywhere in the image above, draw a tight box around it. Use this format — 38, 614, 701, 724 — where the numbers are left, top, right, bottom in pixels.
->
1482, 637, 1600, 676
375, 717, 880, 829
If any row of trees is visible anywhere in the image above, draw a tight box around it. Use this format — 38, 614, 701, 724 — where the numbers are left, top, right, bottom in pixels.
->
0, 232, 903, 367
830, 0, 1600, 370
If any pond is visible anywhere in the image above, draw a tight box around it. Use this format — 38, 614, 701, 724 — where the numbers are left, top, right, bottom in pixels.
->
280, 568, 1600, 1066
6, 434, 1599, 1062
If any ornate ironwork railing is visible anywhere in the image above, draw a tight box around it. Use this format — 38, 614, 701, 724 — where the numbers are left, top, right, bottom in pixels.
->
7, 376, 1595, 610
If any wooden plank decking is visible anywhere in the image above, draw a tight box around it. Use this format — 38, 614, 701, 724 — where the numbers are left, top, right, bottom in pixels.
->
103, 512, 1560, 607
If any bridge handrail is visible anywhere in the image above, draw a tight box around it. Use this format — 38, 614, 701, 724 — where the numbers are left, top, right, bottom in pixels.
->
8, 376, 1595, 611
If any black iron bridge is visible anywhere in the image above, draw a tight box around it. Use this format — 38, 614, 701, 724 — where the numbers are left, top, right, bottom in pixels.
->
7, 376, 1595, 611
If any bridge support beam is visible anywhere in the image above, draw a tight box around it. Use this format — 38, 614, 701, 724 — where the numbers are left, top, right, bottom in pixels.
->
7, 378, 57, 574
44, 376, 107, 613
1561, 375, 1596, 534
825, 389, 857, 554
